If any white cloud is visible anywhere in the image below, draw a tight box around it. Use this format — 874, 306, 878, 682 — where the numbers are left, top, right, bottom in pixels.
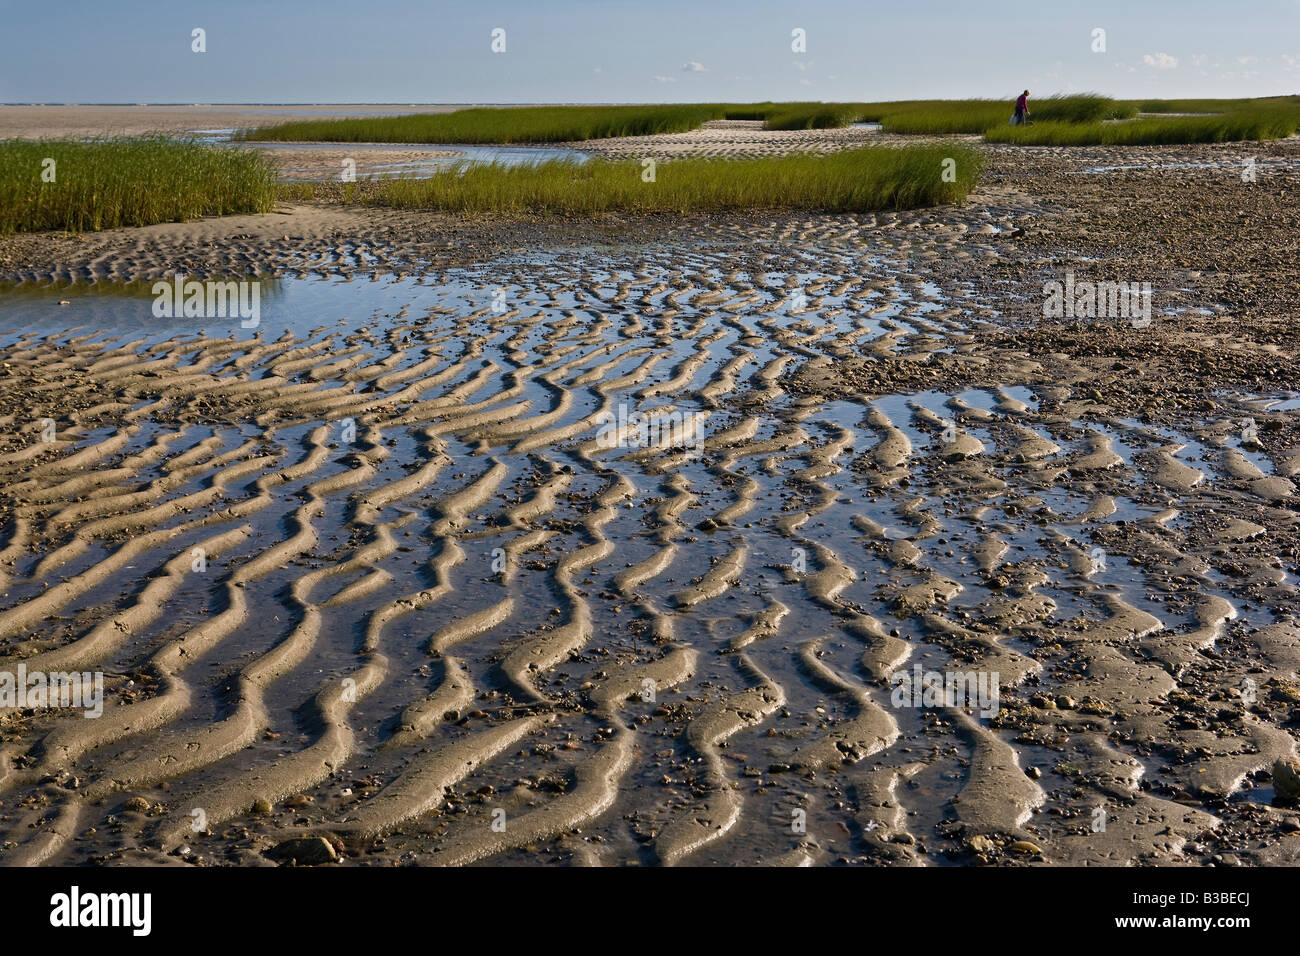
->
652, 75, 677, 84
1237, 55, 1259, 65
1142, 52, 1179, 69
682, 60, 707, 72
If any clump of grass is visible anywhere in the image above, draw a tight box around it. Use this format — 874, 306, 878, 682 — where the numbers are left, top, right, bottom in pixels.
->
1034, 94, 1136, 123
1130, 98, 1257, 114
763, 103, 865, 130
0, 137, 277, 234
984, 105, 1300, 145
880, 94, 1132, 134
881, 102, 1007, 134
237, 105, 728, 144
721, 103, 776, 121
362, 145, 981, 216
276, 182, 319, 202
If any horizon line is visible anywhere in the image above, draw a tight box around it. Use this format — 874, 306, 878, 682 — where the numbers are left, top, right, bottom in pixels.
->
3, 93, 1297, 108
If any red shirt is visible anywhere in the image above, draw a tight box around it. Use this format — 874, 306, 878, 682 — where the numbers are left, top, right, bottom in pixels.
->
1015, 94, 1028, 111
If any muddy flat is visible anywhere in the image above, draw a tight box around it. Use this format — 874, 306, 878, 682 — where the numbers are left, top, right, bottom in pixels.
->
0, 128, 1298, 867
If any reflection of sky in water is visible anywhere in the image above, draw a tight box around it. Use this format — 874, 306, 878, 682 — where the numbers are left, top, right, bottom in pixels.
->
259, 142, 593, 180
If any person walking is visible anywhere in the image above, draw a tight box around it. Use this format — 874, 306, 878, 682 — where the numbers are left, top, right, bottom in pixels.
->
1013, 90, 1030, 125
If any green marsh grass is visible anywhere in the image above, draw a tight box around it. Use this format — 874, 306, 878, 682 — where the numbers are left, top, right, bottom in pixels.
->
358, 145, 982, 215
762, 103, 865, 130
756, 95, 1132, 134
237, 96, 1296, 150
243, 102, 859, 140
1129, 97, 1270, 114
0, 137, 276, 234
721, 103, 777, 121
879, 102, 1007, 135
880, 95, 1134, 134
983, 104, 1300, 145
238, 105, 727, 144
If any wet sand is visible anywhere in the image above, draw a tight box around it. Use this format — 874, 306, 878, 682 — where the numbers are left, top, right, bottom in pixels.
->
0, 122, 1297, 867
558, 118, 888, 158
267, 147, 465, 181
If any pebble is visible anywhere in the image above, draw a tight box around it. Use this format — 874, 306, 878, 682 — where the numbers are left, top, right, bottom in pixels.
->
1273, 757, 1300, 800
968, 834, 995, 854
266, 836, 337, 865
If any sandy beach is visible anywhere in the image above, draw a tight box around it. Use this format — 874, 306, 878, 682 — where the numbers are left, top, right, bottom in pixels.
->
0, 108, 1297, 868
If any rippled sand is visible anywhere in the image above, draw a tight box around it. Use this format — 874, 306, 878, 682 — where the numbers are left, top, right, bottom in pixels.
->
0, 134, 1298, 867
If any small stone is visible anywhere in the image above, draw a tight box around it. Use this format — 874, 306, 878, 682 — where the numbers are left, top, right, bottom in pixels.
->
1078, 696, 1114, 716
968, 834, 995, 854
251, 798, 273, 815
1009, 840, 1043, 855
123, 796, 150, 813
1273, 757, 1300, 800
266, 836, 337, 865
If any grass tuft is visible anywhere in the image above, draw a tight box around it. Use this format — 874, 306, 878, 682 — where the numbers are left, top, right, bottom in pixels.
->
879, 94, 1133, 134
0, 137, 276, 234
983, 104, 1300, 145
762, 103, 865, 130
356, 145, 982, 216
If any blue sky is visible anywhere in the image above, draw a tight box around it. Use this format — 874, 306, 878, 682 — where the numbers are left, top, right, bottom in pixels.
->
2, 0, 1296, 103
